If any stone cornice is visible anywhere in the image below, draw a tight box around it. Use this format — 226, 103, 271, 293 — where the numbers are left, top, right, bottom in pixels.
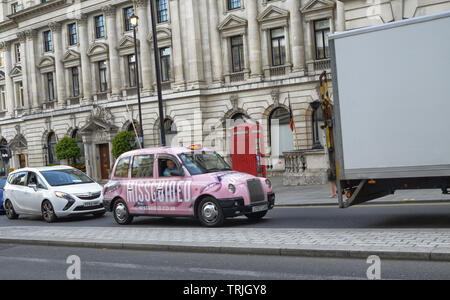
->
6, 0, 70, 23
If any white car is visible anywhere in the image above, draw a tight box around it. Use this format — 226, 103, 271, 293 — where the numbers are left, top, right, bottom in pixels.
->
3, 166, 105, 223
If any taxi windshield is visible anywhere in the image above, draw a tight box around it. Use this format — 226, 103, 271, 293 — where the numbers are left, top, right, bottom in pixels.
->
178, 151, 232, 175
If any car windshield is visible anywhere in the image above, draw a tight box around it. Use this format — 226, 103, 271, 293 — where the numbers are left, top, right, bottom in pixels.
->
41, 169, 94, 187
179, 151, 232, 175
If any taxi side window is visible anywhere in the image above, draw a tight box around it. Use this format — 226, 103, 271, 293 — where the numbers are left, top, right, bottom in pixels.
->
132, 155, 154, 178
158, 156, 181, 177
114, 157, 131, 178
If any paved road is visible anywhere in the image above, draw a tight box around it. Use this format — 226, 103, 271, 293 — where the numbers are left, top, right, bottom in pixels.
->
1, 202, 449, 229
0, 244, 448, 280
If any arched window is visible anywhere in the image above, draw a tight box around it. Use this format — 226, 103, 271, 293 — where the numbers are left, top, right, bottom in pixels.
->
269, 107, 294, 157
71, 129, 85, 165
310, 101, 325, 149
127, 121, 141, 148
163, 118, 178, 146
47, 132, 58, 165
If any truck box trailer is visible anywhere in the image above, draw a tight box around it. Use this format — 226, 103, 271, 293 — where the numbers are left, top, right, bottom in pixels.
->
325, 11, 450, 208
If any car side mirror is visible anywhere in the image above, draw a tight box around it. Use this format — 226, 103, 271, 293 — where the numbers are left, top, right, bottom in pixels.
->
28, 183, 38, 191
170, 170, 185, 177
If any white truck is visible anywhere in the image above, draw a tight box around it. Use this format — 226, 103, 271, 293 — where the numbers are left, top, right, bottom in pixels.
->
323, 11, 450, 208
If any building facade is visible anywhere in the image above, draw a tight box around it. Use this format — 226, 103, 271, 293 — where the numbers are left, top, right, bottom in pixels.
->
0, 0, 448, 183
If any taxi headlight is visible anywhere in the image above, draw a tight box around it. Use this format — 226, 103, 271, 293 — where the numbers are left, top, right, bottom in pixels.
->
265, 179, 272, 189
228, 184, 236, 194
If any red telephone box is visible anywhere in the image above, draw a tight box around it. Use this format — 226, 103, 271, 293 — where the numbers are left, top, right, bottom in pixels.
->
231, 123, 267, 178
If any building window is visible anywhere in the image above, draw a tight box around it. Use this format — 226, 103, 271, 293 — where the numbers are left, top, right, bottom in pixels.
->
44, 31, 53, 52
0, 86, 6, 111
15, 82, 24, 107
68, 23, 78, 46
14, 44, 21, 63
124, 7, 134, 32
128, 55, 137, 87
71, 67, 80, 97
159, 47, 171, 82
98, 61, 108, 92
228, 0, 241, 10
95, 15, 105, 39
230, 36, 244, 73
270, 28, 286, 66
46, 73, 55, 101
163, 118, 178, 147
314, 19, 330, 60
71, 129, 85, 166
156, 0, 168, 23
11, 3, 19, 14
269, 107, 294, 157
47, 132, 58, 166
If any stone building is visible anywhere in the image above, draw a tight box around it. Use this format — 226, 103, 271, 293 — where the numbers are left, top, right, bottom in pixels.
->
0, 0, 448, 183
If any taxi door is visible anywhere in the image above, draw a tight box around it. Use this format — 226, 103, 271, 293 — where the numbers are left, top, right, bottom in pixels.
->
155, 154, 193, 216
127, 154, 158, 215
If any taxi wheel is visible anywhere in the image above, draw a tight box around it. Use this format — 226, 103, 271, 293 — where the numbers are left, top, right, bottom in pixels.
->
4, 200, 19, 220
113, 199, 134, 225
197, 197, 224, 227
245, 211, 268, 220
42, 201, 57, 223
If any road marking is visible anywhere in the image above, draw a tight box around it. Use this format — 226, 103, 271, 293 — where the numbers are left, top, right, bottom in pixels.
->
275, 202, 450, 209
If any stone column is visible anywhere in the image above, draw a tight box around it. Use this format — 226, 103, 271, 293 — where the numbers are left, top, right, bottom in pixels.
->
289, 0, 305, 72
0, 41, 14, 116
246, 0, 262, 78
184, 0, 204, 86
169, 0, 185, 87
49, 22, 66, 109
25, 29, 40, 111
78, 14, 93, 104
207, 0, 223, 83
16, 32, 30, 110
303, 20, 315, 74
221, 37, 230, 84
336, 1, 346, 32
134, 0, 153, 92
102, 5, 121, 97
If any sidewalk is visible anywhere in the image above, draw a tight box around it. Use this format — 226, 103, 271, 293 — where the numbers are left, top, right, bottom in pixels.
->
270, 177, 450, 206
1, 226, 449, 261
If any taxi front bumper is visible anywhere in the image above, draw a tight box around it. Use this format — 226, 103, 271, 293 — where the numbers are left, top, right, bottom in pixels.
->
219, 192, 275, 218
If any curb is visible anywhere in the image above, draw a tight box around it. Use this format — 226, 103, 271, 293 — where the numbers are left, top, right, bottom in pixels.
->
1, 237, 449, 262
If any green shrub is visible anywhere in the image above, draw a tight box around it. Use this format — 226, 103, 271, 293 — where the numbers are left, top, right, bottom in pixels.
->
55, 137, 81, 162
112, 131, 136, 158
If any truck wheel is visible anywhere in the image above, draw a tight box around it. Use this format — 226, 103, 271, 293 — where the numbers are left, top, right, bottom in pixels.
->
42, 201, 57, 223
197, 197, 224, 227
245, 211, 268, 220
113, 199, 134, 225
4, 200, 19, 220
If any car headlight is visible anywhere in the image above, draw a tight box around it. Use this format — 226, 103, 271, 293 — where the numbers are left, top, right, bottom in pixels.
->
265, 179, 272, 189
55, 192, 76, 211
228, 184, 236, 194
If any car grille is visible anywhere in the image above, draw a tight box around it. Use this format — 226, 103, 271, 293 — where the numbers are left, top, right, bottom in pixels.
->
247, 179, 265, 204
73, 204, 104, 212
75, 192, 101, 200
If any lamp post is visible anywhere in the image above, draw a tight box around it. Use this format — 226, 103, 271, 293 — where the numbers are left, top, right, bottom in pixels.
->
149, 0, 166, 146
129, 10, 145, 148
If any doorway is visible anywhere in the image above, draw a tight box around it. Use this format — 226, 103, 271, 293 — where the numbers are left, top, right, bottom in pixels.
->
99, 144, 111, 180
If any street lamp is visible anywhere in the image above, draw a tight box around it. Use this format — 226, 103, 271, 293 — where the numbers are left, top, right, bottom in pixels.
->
130, 9, 145, 148
149, 0, 166, 146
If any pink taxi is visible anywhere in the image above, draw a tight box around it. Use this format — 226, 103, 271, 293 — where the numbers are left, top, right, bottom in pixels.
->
103, 146, 275, 227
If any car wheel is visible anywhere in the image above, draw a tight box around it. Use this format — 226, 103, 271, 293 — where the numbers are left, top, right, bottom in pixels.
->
4, 200, 19, 220
197, 197, 224, 227
245, 211, 268, 220
42, 201, 57, 223
113, 199, 133, 225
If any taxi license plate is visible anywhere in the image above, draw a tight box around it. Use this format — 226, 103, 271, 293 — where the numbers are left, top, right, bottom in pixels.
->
252, 204, 268, 213
84, 201, 99, 208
